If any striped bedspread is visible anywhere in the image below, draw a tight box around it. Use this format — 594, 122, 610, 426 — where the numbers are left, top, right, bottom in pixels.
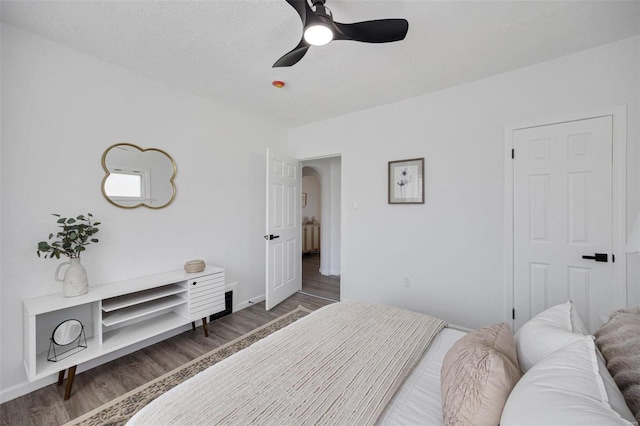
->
128, 301, 445, 425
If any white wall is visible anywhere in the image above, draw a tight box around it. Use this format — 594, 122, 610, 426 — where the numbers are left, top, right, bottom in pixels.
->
290, 36, 640, 328
0, 21, 4, 407
0, 25, 288, 401
329, 157, 342, 276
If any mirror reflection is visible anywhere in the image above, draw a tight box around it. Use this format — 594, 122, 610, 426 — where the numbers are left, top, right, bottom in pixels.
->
52, 319, 83, 346
102, 143, 176, 209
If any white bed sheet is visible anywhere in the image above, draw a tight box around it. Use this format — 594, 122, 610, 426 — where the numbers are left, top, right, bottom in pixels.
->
377, 327, 467, 426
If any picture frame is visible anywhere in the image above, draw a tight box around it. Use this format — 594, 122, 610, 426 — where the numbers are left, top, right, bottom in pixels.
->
388, 158, 425, 204
302, 192, 307, 207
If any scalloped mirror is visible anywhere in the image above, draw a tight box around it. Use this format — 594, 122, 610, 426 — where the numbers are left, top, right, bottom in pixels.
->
101, 143, 176, 209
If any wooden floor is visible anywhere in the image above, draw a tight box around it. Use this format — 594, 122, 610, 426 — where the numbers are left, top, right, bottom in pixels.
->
301, 253, 340, 301
0, 293, 333, 426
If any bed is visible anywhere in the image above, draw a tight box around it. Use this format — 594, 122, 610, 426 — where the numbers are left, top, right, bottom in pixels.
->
128, 301, 639, 426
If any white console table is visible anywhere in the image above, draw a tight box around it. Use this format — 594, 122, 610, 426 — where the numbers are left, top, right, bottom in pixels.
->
23, 266, 225, 399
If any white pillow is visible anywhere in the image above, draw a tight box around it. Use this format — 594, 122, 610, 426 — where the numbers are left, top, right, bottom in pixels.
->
514, 300, 587, 372
570, 303, 591, 335
501, 336, 638, 426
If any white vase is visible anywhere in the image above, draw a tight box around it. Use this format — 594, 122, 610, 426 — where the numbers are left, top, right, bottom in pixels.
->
55, 258, 89, 297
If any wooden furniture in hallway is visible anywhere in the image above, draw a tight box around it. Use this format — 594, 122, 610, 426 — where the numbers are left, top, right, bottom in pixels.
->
302, 223, 320, 253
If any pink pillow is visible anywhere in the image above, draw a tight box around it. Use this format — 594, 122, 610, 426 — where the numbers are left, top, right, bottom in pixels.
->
441, 323, 521, 426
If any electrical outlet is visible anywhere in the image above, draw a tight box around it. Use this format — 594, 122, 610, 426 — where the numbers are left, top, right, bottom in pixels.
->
403, 277, 411, 287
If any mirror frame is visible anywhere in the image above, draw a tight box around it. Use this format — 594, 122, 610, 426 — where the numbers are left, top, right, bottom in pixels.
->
52, 319, 84, 346
101, 143, 177, 209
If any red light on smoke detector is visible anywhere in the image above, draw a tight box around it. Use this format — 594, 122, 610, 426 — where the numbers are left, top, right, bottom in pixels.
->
272, 80, 286, 88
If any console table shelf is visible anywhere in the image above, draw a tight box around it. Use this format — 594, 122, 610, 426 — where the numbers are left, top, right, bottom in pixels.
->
101, 284, 186, 312
23, 266, 225, 397
101, 295, 187, 327
101, 311, 185, 347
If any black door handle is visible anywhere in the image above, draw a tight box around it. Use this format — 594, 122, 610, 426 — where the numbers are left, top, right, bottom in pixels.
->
582, 253, 608, 262
264, 234, 280, 240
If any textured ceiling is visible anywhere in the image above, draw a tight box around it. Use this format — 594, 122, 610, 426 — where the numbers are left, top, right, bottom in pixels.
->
2, 1, 639, 128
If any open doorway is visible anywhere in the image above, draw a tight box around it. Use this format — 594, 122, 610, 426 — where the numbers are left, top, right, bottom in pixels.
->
300, 157, 341, 301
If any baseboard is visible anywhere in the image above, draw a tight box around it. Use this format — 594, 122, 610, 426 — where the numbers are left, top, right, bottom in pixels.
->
236, 294, 265, 311
319, 268, 340, 277
1, 375, 59, 404
2, 287, 263, 404
1, 324, 192, 404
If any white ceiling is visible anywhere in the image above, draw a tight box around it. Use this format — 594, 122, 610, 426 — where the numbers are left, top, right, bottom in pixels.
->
2, 1, 639, 128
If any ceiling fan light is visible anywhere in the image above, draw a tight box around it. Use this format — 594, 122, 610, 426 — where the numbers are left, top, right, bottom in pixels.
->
304, 25, 333, 46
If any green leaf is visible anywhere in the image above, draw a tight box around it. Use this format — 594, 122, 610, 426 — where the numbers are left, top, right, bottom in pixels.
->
38, 213, 100, 260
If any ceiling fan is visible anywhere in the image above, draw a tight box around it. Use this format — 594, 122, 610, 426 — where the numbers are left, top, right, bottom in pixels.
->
273, 0, 409, 67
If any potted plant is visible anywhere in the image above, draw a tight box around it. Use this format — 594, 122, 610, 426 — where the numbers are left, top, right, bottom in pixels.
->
37, 213, 100, 297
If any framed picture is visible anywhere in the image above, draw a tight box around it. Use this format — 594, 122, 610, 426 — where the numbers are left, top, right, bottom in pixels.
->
302, 192, 307, 207
388, 158, 425, 204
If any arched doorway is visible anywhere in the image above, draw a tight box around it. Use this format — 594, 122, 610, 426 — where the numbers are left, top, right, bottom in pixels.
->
301, 159, 340, 301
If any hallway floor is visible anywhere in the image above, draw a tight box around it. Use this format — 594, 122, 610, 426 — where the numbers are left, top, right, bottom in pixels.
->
301, 253, 340, 301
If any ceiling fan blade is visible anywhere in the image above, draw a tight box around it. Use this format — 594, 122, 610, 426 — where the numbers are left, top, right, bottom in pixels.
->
333, 19, 409, 43
273, 39, 311, 67
285, 0, 314, 27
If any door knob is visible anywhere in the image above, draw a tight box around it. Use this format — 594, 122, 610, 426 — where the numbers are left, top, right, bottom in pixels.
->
264, 234, 280, 240
582, 253, 608, 262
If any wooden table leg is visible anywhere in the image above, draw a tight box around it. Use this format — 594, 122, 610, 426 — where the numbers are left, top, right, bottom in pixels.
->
191, 321, 196, 331
202, 317, 209, 337
64, 365, 77, 400
57, 366, 77, 400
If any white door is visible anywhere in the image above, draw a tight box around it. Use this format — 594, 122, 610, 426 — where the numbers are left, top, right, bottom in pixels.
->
265, 148, 301, 310
513, 116, 614, 332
